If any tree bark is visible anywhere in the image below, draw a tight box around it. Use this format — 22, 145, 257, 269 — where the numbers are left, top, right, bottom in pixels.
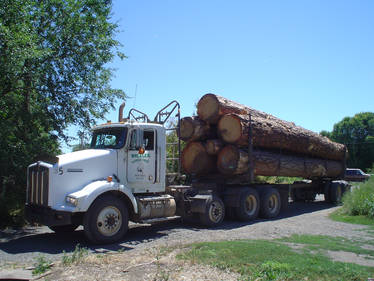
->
179, 116, 215, 142
197, 93, 274, 124
217, 145, 344, 178
205, 139, 224, 155
181, 142, 216, 175
217, 113, 346, 161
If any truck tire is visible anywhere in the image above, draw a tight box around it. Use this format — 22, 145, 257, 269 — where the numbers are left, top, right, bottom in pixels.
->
235, 188, 260, 221
200, 196, 225, 227
49, 224, 79, 233
83, 194, 128, 244
324, 182, 331, 203
330, 182, 343, 204
259, 188, 281, 219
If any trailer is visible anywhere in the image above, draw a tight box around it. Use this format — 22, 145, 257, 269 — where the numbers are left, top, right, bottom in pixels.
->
25, 100, 350, 244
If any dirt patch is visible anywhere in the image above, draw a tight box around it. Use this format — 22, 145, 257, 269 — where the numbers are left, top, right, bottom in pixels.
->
327, 250, 374, 267
46, 247, 240, 281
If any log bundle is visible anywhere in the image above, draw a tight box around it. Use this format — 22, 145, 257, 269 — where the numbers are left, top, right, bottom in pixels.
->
180, 93, 346, 179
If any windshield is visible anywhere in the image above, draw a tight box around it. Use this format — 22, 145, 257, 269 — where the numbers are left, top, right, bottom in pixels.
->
90, 128, 128, 149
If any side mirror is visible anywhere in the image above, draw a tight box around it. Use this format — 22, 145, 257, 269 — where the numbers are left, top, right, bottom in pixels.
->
138, 147, 145, 155
135, 129, 145, 154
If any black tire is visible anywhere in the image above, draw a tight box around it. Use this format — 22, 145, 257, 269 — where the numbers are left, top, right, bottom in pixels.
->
260, 188, 281, 219
324, 182, 331, 203
200, 196, 225, 227
49, 224, 79, 233
330, 183, 343, 204
235, 188, 260, 221
83, 194, 128, 244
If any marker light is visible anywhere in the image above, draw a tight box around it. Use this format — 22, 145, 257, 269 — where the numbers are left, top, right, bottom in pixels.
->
138, 147, 145, 155
107, 176, 113, 182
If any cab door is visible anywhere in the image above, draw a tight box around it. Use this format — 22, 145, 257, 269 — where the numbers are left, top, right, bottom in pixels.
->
127, 129, 156, 188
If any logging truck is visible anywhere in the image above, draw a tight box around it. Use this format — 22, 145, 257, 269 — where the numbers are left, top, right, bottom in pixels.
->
25, 95, 350, 244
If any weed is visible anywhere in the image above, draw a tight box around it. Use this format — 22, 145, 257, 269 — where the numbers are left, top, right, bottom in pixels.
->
62, 244, 89, 266
341, 172, 374, 218
32, 255, 52, 275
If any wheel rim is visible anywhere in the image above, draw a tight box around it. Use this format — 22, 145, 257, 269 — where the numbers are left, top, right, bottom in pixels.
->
268, 194, 278, 214
208, 201, 223, 223
245, 195, 257, 216
97, 206, 122, 237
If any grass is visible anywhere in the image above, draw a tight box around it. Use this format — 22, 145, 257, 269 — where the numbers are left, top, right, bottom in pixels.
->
330, 207, 374, 227
178, 235, 374, 281
61, 244, 89, 266
32, 255, 52, 275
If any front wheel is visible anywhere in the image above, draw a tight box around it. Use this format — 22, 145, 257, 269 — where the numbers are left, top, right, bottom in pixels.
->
83, 194, 128, 244
200, 196, 225, 227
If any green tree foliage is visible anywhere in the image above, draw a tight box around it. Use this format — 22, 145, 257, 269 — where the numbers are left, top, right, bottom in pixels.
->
327, 112, 374, 170
0, 0, 125, 227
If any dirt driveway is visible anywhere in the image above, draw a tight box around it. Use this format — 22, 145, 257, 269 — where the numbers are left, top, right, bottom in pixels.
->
0, 198, 371, 280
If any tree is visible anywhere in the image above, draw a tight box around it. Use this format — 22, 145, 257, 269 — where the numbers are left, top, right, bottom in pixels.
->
328, 112, 374, 170
0, 0, 125, 226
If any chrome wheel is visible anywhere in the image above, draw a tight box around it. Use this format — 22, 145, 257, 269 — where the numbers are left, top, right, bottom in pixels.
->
208, 201, 224, 223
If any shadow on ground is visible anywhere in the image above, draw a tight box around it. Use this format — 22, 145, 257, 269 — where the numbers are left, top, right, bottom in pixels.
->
0, 200, 336, 257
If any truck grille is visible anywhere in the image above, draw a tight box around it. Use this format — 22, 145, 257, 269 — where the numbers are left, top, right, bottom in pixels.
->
27, 164, 49, 206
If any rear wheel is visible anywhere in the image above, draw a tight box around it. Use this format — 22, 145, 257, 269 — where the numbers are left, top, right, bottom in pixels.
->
49, 224, 79, 233
200, 196, 225, 227
235, 188, 260, 221
260, 188, 281, 219
83, 194, 128, 244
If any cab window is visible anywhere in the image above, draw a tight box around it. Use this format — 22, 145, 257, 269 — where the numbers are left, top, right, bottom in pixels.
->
129, 130, 154, 150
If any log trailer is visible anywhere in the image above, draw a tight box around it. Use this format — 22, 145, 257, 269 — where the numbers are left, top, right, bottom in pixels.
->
25, 99, 350, 244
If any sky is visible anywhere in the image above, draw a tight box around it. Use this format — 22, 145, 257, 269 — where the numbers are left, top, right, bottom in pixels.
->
67, 0, 374, 150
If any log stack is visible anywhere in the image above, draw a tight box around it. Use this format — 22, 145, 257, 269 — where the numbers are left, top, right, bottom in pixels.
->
181, 93, 346, 179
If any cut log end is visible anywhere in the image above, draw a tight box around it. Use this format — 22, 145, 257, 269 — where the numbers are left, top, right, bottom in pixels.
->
179, 117, 194, 140
197, 93, 220, 123
217, 145, 240, 174
218, 114, 243, 144
181, 142, 215, 175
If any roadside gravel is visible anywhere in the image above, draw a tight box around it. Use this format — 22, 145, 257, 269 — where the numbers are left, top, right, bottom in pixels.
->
0, 198, 372, 280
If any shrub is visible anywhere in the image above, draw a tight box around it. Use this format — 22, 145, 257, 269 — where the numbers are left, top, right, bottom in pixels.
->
342, 169, 374, 218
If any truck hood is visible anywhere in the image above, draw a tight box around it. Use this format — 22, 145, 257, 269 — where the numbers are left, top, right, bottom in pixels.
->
58, 149, 116, 166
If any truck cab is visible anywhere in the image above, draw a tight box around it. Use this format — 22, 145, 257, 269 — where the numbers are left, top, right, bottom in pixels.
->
25, 102, 180, 244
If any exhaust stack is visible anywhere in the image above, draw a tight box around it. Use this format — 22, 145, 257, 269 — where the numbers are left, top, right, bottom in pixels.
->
118, 102, 126, 122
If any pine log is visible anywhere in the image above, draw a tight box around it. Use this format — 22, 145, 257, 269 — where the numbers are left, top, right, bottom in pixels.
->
181, 142, 216, 175
179, 116, 215, 142
205, 139, 224, 155
217, 145, 344, 178
218, 113, 346, 161
197, 93, 275, 124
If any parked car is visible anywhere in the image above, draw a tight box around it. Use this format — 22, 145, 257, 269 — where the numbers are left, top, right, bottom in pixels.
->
344, 168, 370, 182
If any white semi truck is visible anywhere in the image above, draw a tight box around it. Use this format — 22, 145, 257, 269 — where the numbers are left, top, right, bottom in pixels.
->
25, 101, 349, 244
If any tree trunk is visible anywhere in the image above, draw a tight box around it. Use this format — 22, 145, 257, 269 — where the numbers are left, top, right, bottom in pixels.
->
217, 145, 344, 178
181, 142, 216, 175
217, 113, 346, 161
179, 116, 215, 142
197, 93, 273, 124
205, 139, 224, 155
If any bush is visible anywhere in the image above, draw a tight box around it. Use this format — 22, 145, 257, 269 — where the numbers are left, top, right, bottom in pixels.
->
342, 169, 374, 218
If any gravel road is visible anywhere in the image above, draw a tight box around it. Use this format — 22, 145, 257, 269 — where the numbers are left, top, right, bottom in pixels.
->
0, 196, 368, 269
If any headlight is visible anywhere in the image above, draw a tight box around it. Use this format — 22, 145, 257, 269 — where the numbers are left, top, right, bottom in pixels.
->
66, 196, 78, 206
